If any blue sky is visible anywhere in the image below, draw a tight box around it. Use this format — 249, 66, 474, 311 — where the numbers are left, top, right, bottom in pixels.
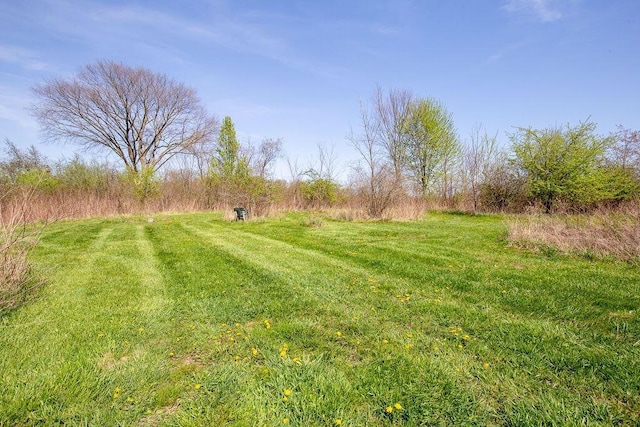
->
1, 0, 638, 179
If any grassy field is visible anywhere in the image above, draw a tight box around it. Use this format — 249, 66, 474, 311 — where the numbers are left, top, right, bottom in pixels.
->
1, 212, 639, 426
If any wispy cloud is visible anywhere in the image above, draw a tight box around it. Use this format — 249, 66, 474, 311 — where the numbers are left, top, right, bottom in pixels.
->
0, 44, 49, 71
40, 1, 346, 79
485, 40, 531, 63
0, 86, 39, 130
502, 0, 563, 22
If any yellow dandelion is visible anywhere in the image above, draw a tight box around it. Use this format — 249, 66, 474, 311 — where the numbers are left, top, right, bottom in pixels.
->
235, 323, 240, 327
463, 334, 470, 340
252, 347, 258, 356
335, 419, 343, 425
194, 383, 201, 389
126, 397, 134, 403
292, 357, 301, 364
382, 339, 389, 344
283, 418, 290, 424
386, 406, 393, 413
336, 331, 342, 337
283, 396, 288, 402
264, 320, 271, 329
169, 352, 175, 357
284, 389, 292, 396
394, 403, 403, 410
483, 362, 490, 368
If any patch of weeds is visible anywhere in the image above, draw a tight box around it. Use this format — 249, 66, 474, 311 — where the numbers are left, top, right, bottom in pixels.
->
300, 216, 324, 228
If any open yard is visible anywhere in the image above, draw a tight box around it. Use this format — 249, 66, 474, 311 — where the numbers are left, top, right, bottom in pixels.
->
1, 212, 638, 426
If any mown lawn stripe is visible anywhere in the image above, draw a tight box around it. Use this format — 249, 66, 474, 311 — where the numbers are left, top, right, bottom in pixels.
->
0, 213, 637, 425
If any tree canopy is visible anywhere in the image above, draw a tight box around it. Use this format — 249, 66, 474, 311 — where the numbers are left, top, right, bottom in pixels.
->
31, 60, 218, 175
511, 121, 612, 212
403, 97, 459, 198
210, 116, 249, 179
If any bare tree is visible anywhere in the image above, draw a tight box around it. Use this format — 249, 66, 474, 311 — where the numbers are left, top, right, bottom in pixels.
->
464, 124, 498, 212
373, 85, 414, 179
611, 125, 640, 175
348, 101, 402, 217
251, 138, 283, 179
31, 60, 218, 175
306, 142, 339, 181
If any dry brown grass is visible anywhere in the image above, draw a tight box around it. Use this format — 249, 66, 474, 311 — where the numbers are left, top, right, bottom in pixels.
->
0, 188, 45, 312
507, 209, 640, 263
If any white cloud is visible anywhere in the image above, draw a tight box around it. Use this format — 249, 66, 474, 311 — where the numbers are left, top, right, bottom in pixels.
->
503, 0, 563, 22
0, 44, 49, 71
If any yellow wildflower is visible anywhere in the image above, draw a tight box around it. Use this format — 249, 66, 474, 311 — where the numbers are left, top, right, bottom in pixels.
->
194, 384, 201, 389
336, 331, 342, 337
335, 419, 342, 425
283, 418, 290, 424
252, 347, 258, 356
394, 403, 402, 410
386, 406, 393, 413
264, 320, 271, 329
284, 389, 292, 396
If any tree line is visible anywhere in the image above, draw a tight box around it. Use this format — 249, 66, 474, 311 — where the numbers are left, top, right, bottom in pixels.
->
3, 60, 638, 220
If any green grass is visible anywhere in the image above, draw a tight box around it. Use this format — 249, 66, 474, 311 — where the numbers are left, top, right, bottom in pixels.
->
1, 212, 639, 426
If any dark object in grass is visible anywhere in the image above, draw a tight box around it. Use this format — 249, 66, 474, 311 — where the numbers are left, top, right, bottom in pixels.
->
233, 207, 248, 221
